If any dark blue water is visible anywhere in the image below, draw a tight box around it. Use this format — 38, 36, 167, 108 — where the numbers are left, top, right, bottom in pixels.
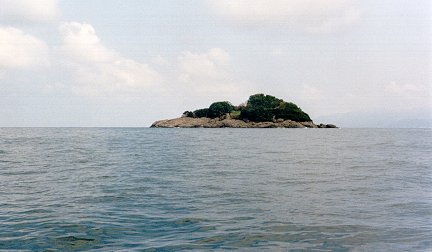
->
0, 128, 431, 251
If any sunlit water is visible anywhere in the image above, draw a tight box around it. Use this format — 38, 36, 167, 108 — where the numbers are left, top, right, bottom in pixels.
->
0, 128, 431, 251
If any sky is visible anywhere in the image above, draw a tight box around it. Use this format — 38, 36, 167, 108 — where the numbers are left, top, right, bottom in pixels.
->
0, 0, 431, 127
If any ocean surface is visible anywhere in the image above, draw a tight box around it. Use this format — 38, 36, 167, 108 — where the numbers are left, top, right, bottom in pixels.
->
0, 128, 431, 251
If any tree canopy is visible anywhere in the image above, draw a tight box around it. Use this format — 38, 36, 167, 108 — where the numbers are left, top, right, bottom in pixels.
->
193, 108, 209, 118
183, 93, 312, 122
240, 94, 311, 122
208, 101, 234, 118
275, 102, 311, 122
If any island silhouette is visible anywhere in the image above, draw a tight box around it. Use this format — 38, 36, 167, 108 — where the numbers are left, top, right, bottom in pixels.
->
151, 94, 337, 128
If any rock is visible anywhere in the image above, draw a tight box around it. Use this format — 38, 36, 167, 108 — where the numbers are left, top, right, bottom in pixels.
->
151, 117, 209, 128
255, 122, 277, 128
316, 123, 338, 128
280, 120, 305, 128
300, 121, 318, 128
221, 119, 248, 128
150, 117, 336, 128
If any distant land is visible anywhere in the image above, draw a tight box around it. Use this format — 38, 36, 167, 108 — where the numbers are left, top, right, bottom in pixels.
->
316, 110, 432, 128
151, 94, 337, 128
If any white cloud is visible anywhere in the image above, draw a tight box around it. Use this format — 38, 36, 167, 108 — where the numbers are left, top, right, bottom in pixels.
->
208, 0, 360, 33
59, 22, 162, 96
0, 0, 60, 23
179, 48, 230, 80
0, 27, 49, 69
178, 48, 243, 93
152, 55, 168, 66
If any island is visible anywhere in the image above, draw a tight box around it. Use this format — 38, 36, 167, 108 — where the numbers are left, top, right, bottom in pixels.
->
151, 94, 337, 128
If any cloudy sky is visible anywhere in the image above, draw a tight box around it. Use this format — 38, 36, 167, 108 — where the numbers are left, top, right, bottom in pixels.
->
0, 0, 430, 127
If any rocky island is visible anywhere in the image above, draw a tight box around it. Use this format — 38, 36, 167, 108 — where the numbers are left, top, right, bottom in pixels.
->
151, 94, 337, 128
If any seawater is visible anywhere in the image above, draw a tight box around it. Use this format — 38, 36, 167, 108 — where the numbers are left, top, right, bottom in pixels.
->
0, 128, 431, 251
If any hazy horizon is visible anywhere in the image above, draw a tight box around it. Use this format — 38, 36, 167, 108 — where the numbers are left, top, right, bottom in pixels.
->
0, 0, 431, 127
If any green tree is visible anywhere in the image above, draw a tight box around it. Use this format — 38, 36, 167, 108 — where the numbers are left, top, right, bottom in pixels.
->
240, 93, 312, 122
241, 107, 274, 122
275, 102, 311, 122
247, 94, 282, 109
240, 94, 281, 122
193, 108, 209, 118
182, 111, 195, 118
208, 101, 234, 118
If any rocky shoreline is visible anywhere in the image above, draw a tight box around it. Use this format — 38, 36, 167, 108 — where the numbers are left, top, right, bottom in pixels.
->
151, 117, 337, 128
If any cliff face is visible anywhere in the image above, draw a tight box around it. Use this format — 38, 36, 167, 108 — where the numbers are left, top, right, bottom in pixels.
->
151, 117, 337, 128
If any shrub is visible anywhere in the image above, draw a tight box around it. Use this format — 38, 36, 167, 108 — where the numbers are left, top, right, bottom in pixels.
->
193, 108, 209, 118
275, 102, 311, 122
240, 107, 274, 122
240, 93, 311, 122
247, 94, 282, 109
230, 110, 241, 119
182, 111, 195, 118
208, 101, 234, 118
240, 94, 281, 122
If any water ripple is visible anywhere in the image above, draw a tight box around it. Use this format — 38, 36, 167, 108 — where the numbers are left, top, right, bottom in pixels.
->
0, 128, 431, 251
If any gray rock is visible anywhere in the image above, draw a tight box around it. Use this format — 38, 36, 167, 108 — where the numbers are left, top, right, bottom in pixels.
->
316, 123, 338, 128
280, 120, 305, 128
150, 117, 337, 128
301, 121, 318, 128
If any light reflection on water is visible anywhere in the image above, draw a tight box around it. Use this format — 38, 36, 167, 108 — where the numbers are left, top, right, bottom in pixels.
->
0, 128, 431, 251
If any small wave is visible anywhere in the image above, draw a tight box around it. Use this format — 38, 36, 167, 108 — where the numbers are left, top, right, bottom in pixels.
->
174, 217, 206, 226
56, 236, 95, 242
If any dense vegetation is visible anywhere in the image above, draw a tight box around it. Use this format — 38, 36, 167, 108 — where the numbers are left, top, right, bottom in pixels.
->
208, 101, 234, 118
193, 108, 209, 118
183, 94, 312, 122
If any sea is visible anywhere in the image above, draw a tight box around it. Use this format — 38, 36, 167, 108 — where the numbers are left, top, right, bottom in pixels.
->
0, 128, 431, 251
